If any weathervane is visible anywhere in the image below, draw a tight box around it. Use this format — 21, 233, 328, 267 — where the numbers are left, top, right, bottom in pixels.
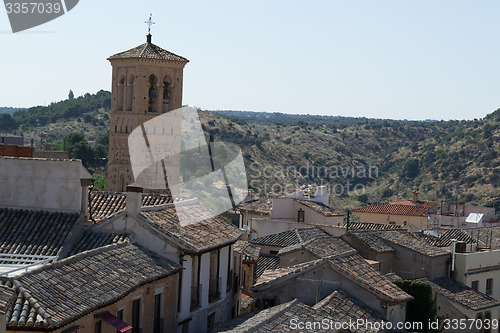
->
145, 13, 155, 34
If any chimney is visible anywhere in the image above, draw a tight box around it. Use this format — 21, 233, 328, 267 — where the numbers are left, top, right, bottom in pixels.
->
126, 183, 143, 216
450, 239, 457, 277
412, 191, 420, 203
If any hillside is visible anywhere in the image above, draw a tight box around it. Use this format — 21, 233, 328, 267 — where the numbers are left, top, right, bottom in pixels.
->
1, 91, 498, 216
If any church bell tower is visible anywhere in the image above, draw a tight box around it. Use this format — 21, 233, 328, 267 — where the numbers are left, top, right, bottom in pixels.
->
106, 23, 189, 192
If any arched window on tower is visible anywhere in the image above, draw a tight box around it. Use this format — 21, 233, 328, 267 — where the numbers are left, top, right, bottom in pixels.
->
117, 74, 125, 111
162, 76, 172, 113
148, 74, 158, 113
127, 73, 134, 111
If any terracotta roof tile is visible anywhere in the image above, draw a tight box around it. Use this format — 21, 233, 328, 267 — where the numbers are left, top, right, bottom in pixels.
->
89, 192, 173, 221
313, 290, 385, 332
352, 200, 437, 216
0, 208, 80, 260
250, 227, 329, 247
374, 230, 450, 257
140, 204, 241, 252
253, 255, 411, 302
0, 285, 15, 316
348, 222, 404, 230
327, 254, 412, 302
218, 292, 388, 333
294, 199, 341, 217
349, 231, 395, 253
417, 229, 476, 247
253, 259, 323, 289
108, 42, 188, 62
422, 277, 500, 311
4, 243, 181, 329
67, 229, 131, 257
234, 240, 260, 262
278, 236, 357, 258
238, 199, 272, 215
253, 254, 280, 283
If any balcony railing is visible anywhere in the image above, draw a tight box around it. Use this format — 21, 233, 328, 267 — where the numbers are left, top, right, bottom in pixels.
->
209, 277, 221, 303
191, 284, 202, 310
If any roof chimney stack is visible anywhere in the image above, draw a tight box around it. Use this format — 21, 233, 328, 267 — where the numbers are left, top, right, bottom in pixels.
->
126, 183, 143, 216
412, 191, 420, 203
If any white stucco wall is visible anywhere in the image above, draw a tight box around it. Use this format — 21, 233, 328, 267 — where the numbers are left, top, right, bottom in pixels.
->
455, 250, 500, 301
0, 157, 90, 212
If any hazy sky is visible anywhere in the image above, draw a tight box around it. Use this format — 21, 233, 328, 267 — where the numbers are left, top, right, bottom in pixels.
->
1, 0, 499, 120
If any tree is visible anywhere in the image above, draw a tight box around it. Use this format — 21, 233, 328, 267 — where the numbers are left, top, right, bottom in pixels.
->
394, 280, 444, 332
68, 90, 74, 100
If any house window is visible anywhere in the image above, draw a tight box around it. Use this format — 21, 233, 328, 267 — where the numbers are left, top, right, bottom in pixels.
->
486, 278, 493, 295
154, 293, 163, 333
95, 321, 102, 333
472, 280, 479, 291
207, 313, 215, 332
389, 221, 396, 225
132, 298, 141, 333
298, 209, 305, 222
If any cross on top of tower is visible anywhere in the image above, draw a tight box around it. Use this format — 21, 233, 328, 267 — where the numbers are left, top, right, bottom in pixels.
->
145, 13, 155, 33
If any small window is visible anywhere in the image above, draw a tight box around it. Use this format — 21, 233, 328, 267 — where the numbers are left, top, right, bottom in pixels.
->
269, 250, 279, 256
486, 278, 493, 295
154, 293, 162, 333
95, 321, 102, 333
116, 309, 124, 333
207, 313, 215, 332
389, 221, 396, 225
132, 298, 141, 333
472, 280, 479, 291
298, 209, 305, 222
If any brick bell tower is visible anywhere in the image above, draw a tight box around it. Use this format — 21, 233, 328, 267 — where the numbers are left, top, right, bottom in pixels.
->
106, 29, 189, 192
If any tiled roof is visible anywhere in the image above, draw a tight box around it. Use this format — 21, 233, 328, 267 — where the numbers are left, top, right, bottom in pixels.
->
253, 255, 411, 302
352, 200, 437, 216
374, 230, 450, 257
417, 229, 476, 247
234, 240, 260, 262
218, 299, 331, 333
89, 192, 173, 221
4, 243, 181, 329
313, 290, 385, 332
253, 259, 323, 290
140, 204, 241, 252
250, 227, 329, 247
327, 254, 412, 302
278, 236, 357, 258
349, 231, 395, 253
108, 42, 188, 62
0, 208, 80, 259
238, 199, 272, 215
67, 229, 131, 257
347, 222, 404, 230
294, 199, 341, 217
0, 285, 15, 315
253, 254, 280, 283
218, 292, 388, 333
423, 277, 500, 311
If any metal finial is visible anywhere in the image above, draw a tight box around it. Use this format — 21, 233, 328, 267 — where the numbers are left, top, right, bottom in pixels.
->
145, 13, 155, 34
